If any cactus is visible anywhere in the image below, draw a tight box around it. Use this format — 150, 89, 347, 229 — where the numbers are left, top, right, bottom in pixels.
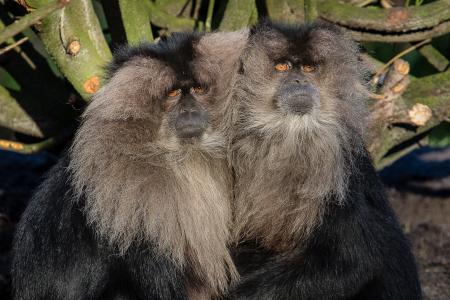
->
0, 0, 449, 167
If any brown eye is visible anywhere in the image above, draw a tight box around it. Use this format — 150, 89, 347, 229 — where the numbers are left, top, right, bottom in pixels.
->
275, 62, 292, 72
168, 89, 181, 97
191, 86, 206, 95
301, 65, 316, 73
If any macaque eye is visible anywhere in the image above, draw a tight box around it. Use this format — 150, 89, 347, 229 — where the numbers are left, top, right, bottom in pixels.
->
301, 65, 316, 73
274, 62, 292, 72
168, 89, 181, 97
191, 86, 207, 95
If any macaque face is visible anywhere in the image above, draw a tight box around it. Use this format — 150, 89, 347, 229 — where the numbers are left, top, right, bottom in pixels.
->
70, 31, 247, 295
271, 59, 321, 116
240, 22, 367, 128
164, 79, 211, 139
94, 32, 230, 148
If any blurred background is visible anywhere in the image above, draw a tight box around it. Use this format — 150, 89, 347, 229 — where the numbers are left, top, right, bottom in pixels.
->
0, 0, 449, 299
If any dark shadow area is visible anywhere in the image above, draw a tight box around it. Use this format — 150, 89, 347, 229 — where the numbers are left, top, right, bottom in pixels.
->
100, 0, 128, 48
211, 0, 228, 30
0, 150, 57, 299
255, 0, 268, 19
0, 5, 77, 139
380, 146, 450, 197
0, 145, 449, 299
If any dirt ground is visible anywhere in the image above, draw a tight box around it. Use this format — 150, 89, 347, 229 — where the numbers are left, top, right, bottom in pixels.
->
0, 147, 449, 299
389, 189, 450, 300
382, 147, 450, 299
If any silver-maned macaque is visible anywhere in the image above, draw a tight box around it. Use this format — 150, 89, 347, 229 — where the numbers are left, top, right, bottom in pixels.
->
229, 21, 421, 300
12, 31, 247, 300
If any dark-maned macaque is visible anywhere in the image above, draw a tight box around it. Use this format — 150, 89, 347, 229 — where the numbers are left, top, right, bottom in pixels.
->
229, 21, 421, 300
12, 31, 247, 300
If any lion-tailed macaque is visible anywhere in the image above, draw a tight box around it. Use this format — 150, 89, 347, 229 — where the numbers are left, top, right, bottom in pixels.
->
229, 21, 421, 300
12, 31, 246, 300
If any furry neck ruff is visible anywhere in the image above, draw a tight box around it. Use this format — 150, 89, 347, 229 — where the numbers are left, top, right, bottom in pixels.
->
69, 119, 237, 294
232, 107, 360, 251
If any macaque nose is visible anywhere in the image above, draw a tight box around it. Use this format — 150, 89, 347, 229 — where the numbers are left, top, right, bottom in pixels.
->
175, 100, 208, 138
274, 78, 320, 116
180, 107, 196, 113
292, 77, 308, 84
178, 101, 202, 122
179, 98, 199, 114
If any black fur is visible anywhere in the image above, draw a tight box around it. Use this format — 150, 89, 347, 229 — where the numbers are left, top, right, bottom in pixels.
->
229, 21, 422, 300
12, 157, 186, 300
106, 32, 200, 83
11, 34, 206, 300
231, 148, 422, 299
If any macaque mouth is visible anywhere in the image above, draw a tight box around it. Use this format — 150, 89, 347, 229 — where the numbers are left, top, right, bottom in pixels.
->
176, 124, 207, 139
273, 83, 320, 116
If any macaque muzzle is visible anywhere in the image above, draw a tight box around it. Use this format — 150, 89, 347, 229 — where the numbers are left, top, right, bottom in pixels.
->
274, 75, 320, 116
174, 96, 209, 138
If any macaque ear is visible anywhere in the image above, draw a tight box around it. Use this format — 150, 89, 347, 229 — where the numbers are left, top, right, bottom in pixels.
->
308, 24, 358, 61
85, 57, 174, 121
193, 30, 249, 87
196, 30, 249, 68
249, 20, 288, 54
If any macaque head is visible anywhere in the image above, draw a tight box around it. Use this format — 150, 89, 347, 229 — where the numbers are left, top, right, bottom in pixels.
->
165, 84, 210, 139
69, 32, 247, 292
80, 31, 246, 156
238, 21, 369, 134
231, 21, 370, 207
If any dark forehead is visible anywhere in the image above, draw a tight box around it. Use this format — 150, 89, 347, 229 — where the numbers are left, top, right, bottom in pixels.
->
267, 22, 314, 43
107, 32, 202, 82
250, 21, 342, 62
